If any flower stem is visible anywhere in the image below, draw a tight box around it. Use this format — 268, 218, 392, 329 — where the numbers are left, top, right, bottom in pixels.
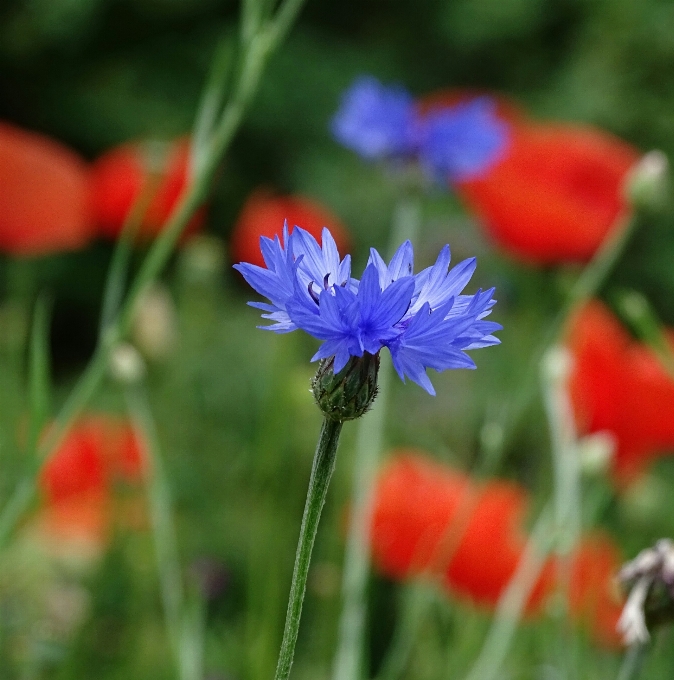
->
479, 210, 637, 473
274, 417, 343, 680
617, 643, 648, 680
331, 195, 422, 680
0, 0, 308, 553
463, 504, 555, 680
126, 386, 189, 679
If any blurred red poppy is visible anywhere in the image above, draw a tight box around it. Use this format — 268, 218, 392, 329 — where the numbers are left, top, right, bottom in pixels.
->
456, 123, 639, 264
370, 453, 553, 612
568, 301, 674, 481
0, 121, 93, 256
567, 534, 624, 648
35, 415, 148, 553
90, 138, 204, 241
370, 452, 624, 644
230, 189, 351, 268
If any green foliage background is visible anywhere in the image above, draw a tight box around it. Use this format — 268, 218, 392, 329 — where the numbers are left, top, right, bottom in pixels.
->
2, 0, 674, 678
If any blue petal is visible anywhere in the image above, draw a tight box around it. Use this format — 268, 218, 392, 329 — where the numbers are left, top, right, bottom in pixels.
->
416, 97, 510, 183
331, 76, 416, 160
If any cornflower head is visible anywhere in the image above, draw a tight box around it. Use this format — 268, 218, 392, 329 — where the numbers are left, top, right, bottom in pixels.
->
234, 224, 500, 417
330, 75, 509, 183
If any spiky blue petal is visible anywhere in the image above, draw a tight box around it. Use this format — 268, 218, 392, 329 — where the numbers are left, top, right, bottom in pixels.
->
236, 223, 500, 395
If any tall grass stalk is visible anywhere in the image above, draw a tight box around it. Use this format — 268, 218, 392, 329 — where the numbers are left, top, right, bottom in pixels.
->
0, 0, 309, 552
479, 208, 638, 472
463, 505, 555, 680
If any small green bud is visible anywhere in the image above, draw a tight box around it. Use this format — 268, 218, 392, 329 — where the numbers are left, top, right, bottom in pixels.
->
311, 352, 380, 422
626, 150, 669, 212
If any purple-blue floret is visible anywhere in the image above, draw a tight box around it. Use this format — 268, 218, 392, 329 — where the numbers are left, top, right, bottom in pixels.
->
234, 225, 501, 395
330, 76, 509, 182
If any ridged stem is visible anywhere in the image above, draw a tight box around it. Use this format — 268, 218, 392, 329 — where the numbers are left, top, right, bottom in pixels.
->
274, 417, 343, 680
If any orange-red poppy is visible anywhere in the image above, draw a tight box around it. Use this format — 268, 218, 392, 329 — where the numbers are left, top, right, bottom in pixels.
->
456, 123, 639, 264
568, 301, 674, 481
35, 415, 148, 554
369, 452, 624, 644
567, 534, 624, 648
90, 138, 203, 241
370, 453, 553, 612
0, 121, 93, 256
230, 189, 351, 268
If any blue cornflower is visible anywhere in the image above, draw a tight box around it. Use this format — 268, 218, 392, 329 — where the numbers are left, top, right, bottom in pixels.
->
331, 75, 509, 183
235, 226, 501, 395
416, 97, 509, 182
330, 76, 416, 160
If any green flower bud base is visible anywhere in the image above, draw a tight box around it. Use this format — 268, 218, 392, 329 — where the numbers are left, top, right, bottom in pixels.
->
312, 352, 380, 421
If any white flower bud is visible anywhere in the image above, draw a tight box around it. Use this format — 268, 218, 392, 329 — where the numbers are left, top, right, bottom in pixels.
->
577, 431, 615, 476
626, 150, 669, 211
541, 346, 573, 385
132, 283, 178, 361
110, 342, 146, 384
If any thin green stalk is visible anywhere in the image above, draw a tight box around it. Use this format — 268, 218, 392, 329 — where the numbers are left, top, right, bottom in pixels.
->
26, 295, 52, 457
274, 417, 343, 680
98, 172, 160, 338
540, 347, 582, 677
616, 643, 647, 680
126, 386, 187, 676
616, 289, 674, 379
0, 0, 308, 552
541, 347, 581, 557
480, 210, 637, 473
375, 584, 435, 680
331, 356, 390, 680
331, 196, 422, 680
462, 505, 555, 680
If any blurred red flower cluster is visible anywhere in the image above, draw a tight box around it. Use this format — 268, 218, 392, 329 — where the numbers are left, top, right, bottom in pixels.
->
420, 89, 640, 265
370, 453, 623, 646
0, 121, 197, 257
0, 120, 350, 264
567, 300, 674, 482
32, 415, 148, 557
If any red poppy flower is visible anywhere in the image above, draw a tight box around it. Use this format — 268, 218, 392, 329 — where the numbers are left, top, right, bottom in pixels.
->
35, 415, 148, 554
567, 301, 674, 481
567, 534, 624, 648
90, 138, 204, 241
0, 121, 93, 256
230, 189, 351, 268
39, 415, 147, 505
370, 452, 624, 644
370, 452, 553, 612
456, 123, 639, 264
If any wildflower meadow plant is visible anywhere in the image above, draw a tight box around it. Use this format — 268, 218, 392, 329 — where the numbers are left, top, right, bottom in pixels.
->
331, 75, 509, 182
235, 224, 500, 679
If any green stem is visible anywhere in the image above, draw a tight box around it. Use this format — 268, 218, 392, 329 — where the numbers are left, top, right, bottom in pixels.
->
617, 643, 647, 680
480, 210, 637, 473
0, 0, 309, 552
375, 584, 434, 680
331, 356, 390, 680
274, 417, 343, 680
540, 347, 582, 677
331, 196, 422, 680
463, 504, 555, 680
126, 386, 188, 678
